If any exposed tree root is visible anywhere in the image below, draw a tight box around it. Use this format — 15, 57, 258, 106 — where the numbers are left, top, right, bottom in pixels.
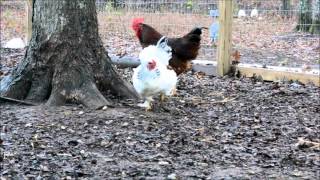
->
0, 96, 37, 106
46, 89, 67, 107
96, 67, 140, 100
77, 81, 111, 109
109, 77, 140, 100
0, 74, 31, 100
46, 81, 111, 109
25, 71, 52, 102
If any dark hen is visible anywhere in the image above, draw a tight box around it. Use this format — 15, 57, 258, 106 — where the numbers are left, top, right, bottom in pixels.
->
132, 18, 205, 75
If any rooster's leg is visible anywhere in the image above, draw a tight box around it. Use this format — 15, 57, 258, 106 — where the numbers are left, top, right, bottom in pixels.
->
137, 97, 153, 111
137, 101, 152, 111
145, 105, 152, 112
145, 97, 153, 111
171, 86, 177, 96
144, 101, 152, 112
160, 93, 166, 103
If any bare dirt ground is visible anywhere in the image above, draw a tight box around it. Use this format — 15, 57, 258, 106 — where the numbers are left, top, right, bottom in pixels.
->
1, 67, 319, 179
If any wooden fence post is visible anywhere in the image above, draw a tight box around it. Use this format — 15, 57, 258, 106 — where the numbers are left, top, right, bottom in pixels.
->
27, 0, 33, 45
217, 0, 233, 76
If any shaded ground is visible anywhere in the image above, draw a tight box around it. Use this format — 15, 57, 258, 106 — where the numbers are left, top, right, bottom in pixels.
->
1, 70, 319, 179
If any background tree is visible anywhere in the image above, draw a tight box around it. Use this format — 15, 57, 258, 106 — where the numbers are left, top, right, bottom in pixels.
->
282, 0, 292, 17
296, 0, 320, 34
311, 0, 320, 34
0, 0, 139, 108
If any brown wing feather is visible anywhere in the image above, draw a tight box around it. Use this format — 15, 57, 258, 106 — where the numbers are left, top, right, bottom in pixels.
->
139, 24, 163, 48
137, 24, 203, 75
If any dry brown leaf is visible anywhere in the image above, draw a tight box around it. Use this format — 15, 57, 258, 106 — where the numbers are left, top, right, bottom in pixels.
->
231, 50, 241, 64
194, 71, 206, 79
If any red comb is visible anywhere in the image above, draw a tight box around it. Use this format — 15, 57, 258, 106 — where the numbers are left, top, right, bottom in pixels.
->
131, 18, 144, 32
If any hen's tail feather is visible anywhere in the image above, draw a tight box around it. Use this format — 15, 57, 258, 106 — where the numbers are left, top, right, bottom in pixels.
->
131, 18, 144, 32
188, 27, 208, 35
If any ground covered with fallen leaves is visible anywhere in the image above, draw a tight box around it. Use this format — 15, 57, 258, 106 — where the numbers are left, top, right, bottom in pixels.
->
1, 68, 319, 179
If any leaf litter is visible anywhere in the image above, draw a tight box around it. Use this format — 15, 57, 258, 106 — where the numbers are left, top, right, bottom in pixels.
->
1, 67, 319, 179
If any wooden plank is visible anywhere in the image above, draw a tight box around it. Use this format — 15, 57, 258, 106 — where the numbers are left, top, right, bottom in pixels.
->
27, 0, 33, 45
217, 0, 233, 76
237, 64, 320, 86
191, 60, 319, 86
108, 56, 319, 86
191, 60, 217, 76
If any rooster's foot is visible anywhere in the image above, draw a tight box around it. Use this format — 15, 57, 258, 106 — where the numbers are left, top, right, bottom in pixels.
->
137, 101, 152, 111
171, 87, 178, 96
160, 93, 166, 103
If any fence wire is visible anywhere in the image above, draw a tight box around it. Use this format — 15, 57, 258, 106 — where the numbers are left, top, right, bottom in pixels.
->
1, 0, 319, 69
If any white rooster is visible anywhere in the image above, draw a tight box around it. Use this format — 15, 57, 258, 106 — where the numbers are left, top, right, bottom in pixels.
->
132, 37, 177, 111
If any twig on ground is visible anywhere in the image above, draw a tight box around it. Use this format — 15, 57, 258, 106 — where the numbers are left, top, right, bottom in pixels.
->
0, 96, 37, 106
296, 138, 320, 149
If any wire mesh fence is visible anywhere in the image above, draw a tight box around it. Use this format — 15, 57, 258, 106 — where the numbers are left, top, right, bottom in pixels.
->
1, 0, 319, 69
96, 0, 319, 68
230, 0, 320, 69
0, 0, 28, 44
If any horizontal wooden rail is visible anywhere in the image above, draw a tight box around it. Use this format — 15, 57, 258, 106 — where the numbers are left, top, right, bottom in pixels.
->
237, 64, 320, 86
192, 60, 319, 86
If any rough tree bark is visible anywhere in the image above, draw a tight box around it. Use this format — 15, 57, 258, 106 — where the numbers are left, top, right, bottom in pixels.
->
0, 0, 139, 108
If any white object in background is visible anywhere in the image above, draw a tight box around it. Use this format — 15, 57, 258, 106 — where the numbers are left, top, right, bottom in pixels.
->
238, 9, 246, 17
4, 38, 26, 49
250, 8, 258, 17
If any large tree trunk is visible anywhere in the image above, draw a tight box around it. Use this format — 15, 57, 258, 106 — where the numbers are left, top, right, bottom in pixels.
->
0, 0, 139, 108
296, 0, 320, 34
